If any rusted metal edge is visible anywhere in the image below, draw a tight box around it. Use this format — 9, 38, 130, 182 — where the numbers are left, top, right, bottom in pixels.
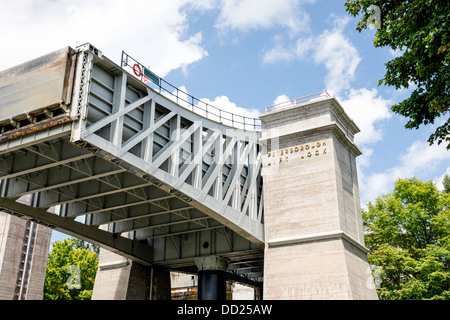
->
0, 114, 73, 143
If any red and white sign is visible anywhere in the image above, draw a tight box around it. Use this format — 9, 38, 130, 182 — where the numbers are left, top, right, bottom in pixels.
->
133, 64, 142, 77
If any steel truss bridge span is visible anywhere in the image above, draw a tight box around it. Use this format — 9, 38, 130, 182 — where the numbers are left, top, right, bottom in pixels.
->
0, 44, 264, 285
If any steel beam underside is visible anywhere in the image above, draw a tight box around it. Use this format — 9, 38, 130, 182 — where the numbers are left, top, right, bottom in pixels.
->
0, 130, 263, 281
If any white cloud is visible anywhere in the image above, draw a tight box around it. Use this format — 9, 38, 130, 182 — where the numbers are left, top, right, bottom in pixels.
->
262, 43, 295, 64
215, 0, 313, 36
263, 17, 390, 148
200, 96, 261, 129
357, 147, 374, 168
273, 94, 291, 105
0, 0, 210, 76
397, 141, 450, 175
294, 37, 314, 60
264, 94, 293, 111
262, 36, 314, 64
359, 141, 450, 204
161, 85, 192, 109
201, 95, 260, 118
312, 17, 361, 96
162, 84, 260, 129
340, 88, 392, 145
262, 16, 360, 96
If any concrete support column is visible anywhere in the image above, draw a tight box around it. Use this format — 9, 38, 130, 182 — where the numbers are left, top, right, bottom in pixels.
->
92, 248, 171, 300
195, 256, 229, 300
150, 267, 171, 300
0, 195, 52, 300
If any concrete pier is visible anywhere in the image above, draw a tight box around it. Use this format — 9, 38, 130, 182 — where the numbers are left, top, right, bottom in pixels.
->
92, 248, 171, 300
195, 256, 229, 300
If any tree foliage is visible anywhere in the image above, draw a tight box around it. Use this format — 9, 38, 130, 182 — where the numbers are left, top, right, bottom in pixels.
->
363, 178, 450, 299
345, 0, 450, 148
44, 238, 99, 300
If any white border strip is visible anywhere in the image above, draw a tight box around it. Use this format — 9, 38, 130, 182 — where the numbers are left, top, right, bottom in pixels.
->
98, 260, 129, 270
267, 230, 369, 253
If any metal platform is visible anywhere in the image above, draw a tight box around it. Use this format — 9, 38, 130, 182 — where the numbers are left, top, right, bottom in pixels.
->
0, 44, 264, 284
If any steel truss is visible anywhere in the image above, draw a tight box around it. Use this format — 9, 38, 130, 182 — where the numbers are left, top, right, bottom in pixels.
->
0, 45, 264, 283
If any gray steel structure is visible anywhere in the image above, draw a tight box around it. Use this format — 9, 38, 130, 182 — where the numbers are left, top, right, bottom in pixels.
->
0, 44, 264, 287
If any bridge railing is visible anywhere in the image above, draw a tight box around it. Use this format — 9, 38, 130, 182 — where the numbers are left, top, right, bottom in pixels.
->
265, 90, 330, 113
121, 51, 262, 131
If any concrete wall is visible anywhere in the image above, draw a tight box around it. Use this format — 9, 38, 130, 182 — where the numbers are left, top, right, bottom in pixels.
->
0, 212, 51, 300
0, 213, 25, 299
23, 223, 52, 299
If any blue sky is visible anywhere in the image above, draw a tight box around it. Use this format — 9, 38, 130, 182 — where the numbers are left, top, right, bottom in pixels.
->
1, 0, 448, 244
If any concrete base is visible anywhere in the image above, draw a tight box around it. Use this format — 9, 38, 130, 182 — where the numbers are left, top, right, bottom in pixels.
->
264, 237, 377, 299
92, 248, 171, 300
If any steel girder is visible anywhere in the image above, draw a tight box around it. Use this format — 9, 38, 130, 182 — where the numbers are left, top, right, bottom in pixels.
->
0, 46, 264, 282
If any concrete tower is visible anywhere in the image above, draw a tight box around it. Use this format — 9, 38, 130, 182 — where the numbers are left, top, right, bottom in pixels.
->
260, 96, 378, 300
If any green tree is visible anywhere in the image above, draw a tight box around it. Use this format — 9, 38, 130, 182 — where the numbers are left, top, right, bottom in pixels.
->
345, 0, 450, 149
363, 178, 450, 299
72, 238, 100, 256
44, 238, 99, 300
